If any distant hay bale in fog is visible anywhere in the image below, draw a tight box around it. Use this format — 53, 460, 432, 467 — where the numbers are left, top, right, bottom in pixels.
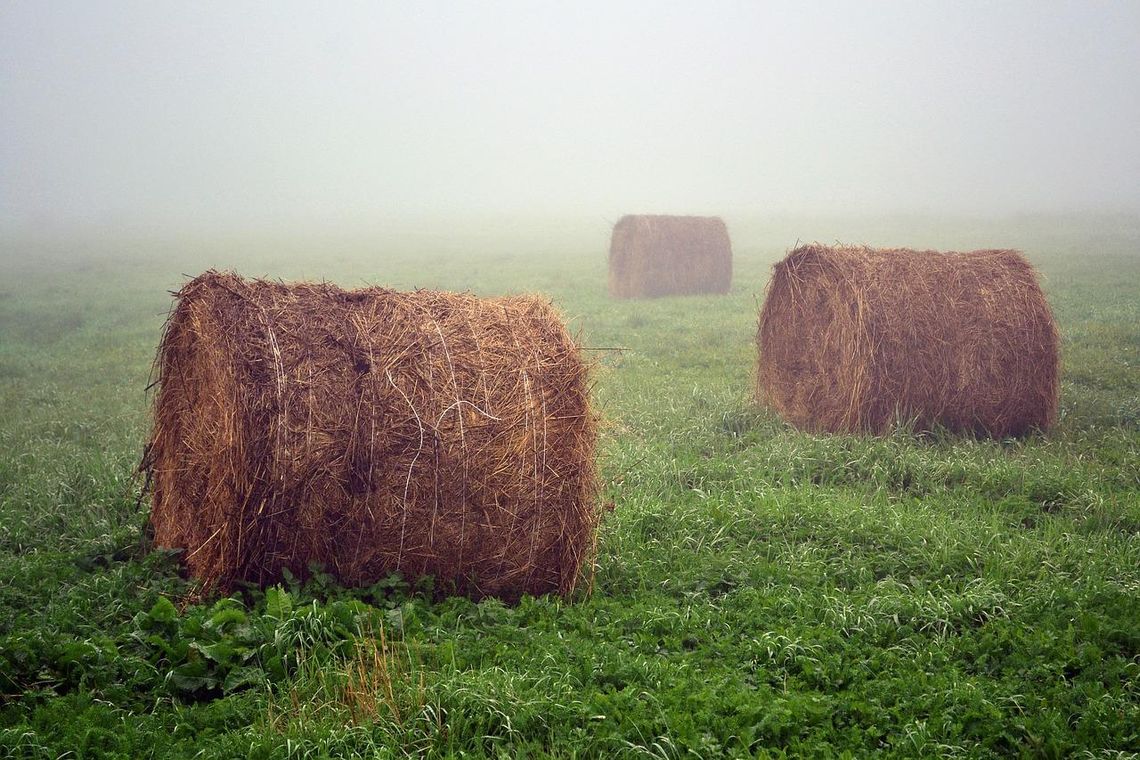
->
756, 244, 1060, 437
608, 214, 732, 298
143, 271, 599, 601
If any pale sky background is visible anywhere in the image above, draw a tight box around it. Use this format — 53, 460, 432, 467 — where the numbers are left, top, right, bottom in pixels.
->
2, 1, 1138, 235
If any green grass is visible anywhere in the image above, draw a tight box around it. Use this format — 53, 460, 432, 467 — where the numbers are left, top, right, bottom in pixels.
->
1, 216, 1138, 758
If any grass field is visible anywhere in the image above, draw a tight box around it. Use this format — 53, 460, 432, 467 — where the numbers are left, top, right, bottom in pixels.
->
1, 215, 1138, 758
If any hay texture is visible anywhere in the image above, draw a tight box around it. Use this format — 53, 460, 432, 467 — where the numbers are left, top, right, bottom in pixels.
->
143, 271, 599, 600
608, 214, 732, 298
756, 244, 1060, 437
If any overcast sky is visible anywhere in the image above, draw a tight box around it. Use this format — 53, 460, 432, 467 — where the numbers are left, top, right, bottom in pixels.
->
2, 1, 1138, 234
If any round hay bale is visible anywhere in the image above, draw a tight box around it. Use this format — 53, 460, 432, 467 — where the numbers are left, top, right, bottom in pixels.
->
143, 271, 599, 601
756, 244, 1060, 437
608, 214, 732, 298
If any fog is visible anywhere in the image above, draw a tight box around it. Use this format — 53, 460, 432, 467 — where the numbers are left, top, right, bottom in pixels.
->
2, 1, 1139, 239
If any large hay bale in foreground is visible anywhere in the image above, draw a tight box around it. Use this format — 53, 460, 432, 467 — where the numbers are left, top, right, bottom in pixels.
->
756, 244, 1060, 437
608, 214, 732, 298
143, 271, 599, 600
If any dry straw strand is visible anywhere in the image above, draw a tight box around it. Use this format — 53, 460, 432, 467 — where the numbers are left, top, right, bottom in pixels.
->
755, 244, 1060, 437
143, 271, 599, 601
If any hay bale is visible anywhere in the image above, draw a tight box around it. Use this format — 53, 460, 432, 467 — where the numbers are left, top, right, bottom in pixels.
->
608, 214, 732, 298
143, 271, 599, 601
756, 244, 1060, 437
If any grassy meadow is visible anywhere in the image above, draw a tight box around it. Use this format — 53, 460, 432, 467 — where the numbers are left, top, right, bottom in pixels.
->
0, 215, 1138, 758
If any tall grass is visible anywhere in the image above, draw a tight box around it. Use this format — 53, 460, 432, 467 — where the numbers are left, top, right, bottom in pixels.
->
1, 217, 1138, 757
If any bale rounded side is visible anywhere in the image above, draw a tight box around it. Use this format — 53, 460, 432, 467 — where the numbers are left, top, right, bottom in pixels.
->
145, 271, 599, 601
608, 214, 732, 298
756, 244, 1060, 437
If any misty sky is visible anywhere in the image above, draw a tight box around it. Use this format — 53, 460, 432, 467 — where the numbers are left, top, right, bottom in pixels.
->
2, 1, 1138, 233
